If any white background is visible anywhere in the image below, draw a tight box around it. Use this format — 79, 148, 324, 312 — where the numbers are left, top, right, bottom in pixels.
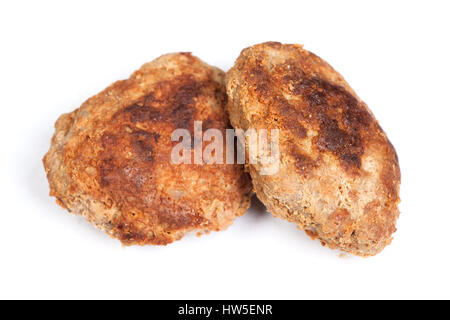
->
1, 0, 449, 300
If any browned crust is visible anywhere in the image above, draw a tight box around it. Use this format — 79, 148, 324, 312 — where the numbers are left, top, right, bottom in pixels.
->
226, 42, 401, 256
43, 53, 252, 245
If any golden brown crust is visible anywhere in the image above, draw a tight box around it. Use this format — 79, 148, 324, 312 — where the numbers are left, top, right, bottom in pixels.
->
226, 42, 401, 256
43, 53, 252, 245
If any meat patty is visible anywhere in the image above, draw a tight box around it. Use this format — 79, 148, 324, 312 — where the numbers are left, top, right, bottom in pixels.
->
226, 42, 401, 256
43, 53, 252, 245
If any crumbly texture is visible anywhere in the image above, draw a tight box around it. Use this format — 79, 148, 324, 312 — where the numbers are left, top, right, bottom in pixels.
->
226, 42, 401, 256
43, 53, 252, 245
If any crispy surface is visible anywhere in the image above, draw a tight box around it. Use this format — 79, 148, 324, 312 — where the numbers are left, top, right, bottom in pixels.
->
43, 53, 252, 245
226, 42, 401, 256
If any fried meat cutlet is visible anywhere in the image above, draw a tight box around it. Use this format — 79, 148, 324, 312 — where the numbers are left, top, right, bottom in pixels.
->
43, 53, 252, 245
226, 42, 401, 256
